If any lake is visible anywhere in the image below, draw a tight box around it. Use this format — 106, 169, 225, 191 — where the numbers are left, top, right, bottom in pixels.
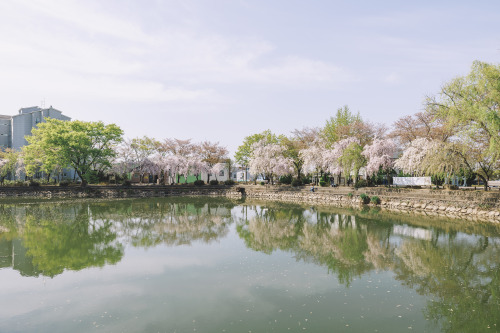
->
0, 197, 499, 332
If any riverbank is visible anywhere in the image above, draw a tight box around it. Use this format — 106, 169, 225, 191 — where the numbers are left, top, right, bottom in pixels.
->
0, 184, 498, 222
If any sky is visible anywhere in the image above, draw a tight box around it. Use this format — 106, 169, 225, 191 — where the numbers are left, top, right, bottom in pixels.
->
0, 0, 499, 155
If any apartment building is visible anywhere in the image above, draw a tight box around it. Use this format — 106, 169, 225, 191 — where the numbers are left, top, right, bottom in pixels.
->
0, 106, 71, 150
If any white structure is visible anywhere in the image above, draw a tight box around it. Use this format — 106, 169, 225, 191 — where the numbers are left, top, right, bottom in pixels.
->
393, 177, 432, 186
0, 106, 71, 150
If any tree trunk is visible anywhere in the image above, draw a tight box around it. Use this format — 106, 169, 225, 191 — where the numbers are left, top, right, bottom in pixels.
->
478, 174, 488, 191
77, 170, 87, 187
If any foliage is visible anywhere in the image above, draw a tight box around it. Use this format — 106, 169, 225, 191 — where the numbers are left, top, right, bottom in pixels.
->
339, 139, 366, 182
59, 180, 70, 187
425, 61, 500, 189
224, 179, 235, 185
249, 140, 294, 185
279, 174, 293, 184
370, 196, 381, 205
362, 138, 396, 176
28, 180, 40, 187
194, 179, 205, 186
291, 178, 302, 187
319, 180, 327, 187
347, 192, 353, 198
427, 61, 500, 156
389, 111, 452, 146
322, 105, 362, 144
234, 130, 279, 167
23, 118, 123, 186
359, 193, 370, 204
209, 180, 219, 185
354, 179, 367, 188
431, 174, 445, 186
0, 149, 21, 181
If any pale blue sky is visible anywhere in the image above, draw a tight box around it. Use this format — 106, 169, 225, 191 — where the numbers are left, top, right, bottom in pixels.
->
1, 0, 499, 154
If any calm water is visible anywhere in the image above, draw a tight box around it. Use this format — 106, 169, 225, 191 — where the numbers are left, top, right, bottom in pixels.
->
0, 197, 499, 333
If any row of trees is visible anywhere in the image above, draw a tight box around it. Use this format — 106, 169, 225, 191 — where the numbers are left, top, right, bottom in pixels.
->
0, 61, 498, 189
0, 121, 230, 186
236, 112, 394, 186
111, 137, 229, 184
237, 61, 500, 189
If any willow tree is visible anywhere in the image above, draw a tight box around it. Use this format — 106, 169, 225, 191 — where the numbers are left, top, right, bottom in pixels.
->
23, 118, 123, 186
426, 61, 500, 189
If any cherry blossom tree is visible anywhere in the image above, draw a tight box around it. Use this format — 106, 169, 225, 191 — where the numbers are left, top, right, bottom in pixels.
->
199, 141, 228, 183
211, 163, 226, 181
394, 137, 437, 175
327, 137, 360, 185
188, 156, 209, 181
362, 138, 397, 177
300, 144, 326, 175
249, 141, 294, 185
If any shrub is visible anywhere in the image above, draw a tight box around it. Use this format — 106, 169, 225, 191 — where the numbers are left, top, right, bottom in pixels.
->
291, 179, 302, 187
279, 175, 293, 184
354, 179, 367, 188
371, 196, 381, 205
209, 180, 219, 185
59, 180, 70, 187
28, 180, 40, 187
319, 181, 327, 187
122, 180, 132, 187
194, 180, 205, 186
260, 181, 265, 185
224, 179, 235, 185
360, 193, 370, 204
347, 192, 353, 198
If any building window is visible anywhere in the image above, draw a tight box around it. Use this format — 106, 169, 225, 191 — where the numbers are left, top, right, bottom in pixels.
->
219, 170, 224, 177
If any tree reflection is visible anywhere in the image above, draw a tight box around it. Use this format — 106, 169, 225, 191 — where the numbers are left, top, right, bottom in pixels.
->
0, 198, 499, 332
0, 203, 123, 277
395, 235, 500, 332
92, 198, 235, 248
0, 198, 237, 278
236, 202, 500, 330
236, 204, 395, 286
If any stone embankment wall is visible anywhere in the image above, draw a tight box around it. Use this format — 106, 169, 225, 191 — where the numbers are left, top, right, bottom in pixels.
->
239, 185, 500, 222
0, 185, 241, 200
0, 185, 498, 222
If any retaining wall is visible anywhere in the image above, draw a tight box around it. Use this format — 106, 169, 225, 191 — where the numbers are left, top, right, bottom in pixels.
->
0, 185, 498, 222
239, 185, 500, 222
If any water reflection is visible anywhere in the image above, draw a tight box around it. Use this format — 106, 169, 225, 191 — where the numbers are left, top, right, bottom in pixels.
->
0, 204, 123, 277
0, 198, 499, 332
236, 202, 500, 331
0, 198, 235, 278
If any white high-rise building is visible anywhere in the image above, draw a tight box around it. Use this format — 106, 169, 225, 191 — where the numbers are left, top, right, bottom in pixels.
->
0, 106, 71, 150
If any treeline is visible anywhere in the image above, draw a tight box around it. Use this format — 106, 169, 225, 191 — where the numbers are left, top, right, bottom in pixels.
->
236, 60, 500, 189
0, 61, 498, 189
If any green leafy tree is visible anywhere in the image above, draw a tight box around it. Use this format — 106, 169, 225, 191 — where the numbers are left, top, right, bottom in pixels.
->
234, 130, 279, 181
23, 118, 123, 186
339, 141, 366, 185
126, 136, 160, 182
280, 136, 304, 180
426, 61, 500, 189
323, 106, 375, 145
0, 149, 20, 183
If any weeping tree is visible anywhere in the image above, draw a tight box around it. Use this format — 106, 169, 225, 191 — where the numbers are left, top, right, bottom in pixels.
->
426, 61, 500, 190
